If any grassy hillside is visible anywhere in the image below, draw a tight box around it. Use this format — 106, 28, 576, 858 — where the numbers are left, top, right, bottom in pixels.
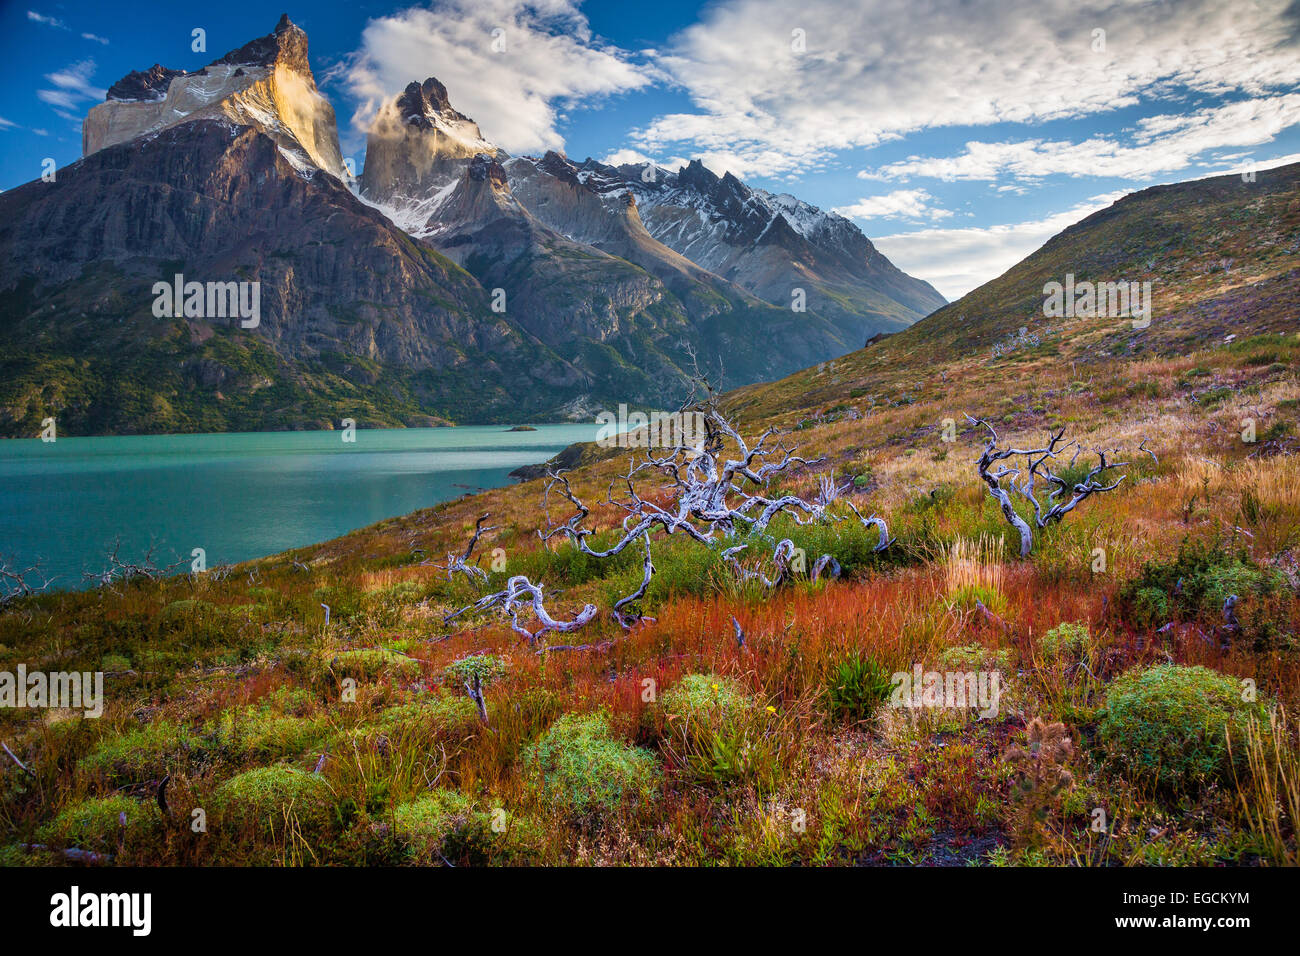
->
1, 166, 1298, 867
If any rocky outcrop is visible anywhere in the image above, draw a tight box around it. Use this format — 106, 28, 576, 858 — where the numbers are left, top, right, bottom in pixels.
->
359, 76, 501, 230
82, 14, 345, 180
106, 65, 190, 103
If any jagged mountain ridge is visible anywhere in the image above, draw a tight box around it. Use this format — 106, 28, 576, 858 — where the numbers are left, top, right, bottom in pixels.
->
359, 73, 945, 343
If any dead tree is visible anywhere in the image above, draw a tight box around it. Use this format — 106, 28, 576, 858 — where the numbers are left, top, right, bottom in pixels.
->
465, 672, 490, 725
967, 416, 1127, 557
82, 539, 184, 590
722, 537, 843, 588
440, 512, 498, 585
722, 540, 796, 589
0, 558, 53, 608
539, 385, 844, 621
845, 501, 896, 552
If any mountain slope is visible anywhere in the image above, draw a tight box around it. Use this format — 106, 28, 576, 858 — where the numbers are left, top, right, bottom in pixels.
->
726, 161, 1300, 426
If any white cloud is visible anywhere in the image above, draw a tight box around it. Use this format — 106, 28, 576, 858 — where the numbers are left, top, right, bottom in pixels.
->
834, 189, 952, 223
600, 148, 654, 166
0, 116, 16, 130
36, 59, 104, 116
873, 192, 1128, 300
26, 10, 66, 29
81, 33, 109, 46
630, 0, 1300, 178
863, 95, 1300, 183
339, 0, 651, 155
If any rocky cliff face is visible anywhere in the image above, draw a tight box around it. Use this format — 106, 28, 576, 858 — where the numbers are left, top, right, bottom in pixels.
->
82, 14, 346, 180
357, 78, 855, 397
359, 77, 501, 230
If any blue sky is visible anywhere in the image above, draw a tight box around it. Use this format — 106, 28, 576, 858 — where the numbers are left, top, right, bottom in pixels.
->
3, 0, 1300, 298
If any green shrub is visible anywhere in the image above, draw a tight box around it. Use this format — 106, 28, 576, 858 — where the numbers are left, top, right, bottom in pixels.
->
327, 648, 421, 682
158, 599, 222, 627
36, 795, 163, 852
79, 720, 199, 784
824, 651, 893, 725
100, 653, 131, 672
391, 789, 496, 864
937, 643, 1013, 673
210, 707, 331, 761
1096, 664, 1264, 798
650, 674, 784, 789
1130, 586, 1170, 629
1039, 621, 1090, 664
1117, 539, 1294, 649
521, 711, 658, 815
211, 766, 339, 838
364, 694, 482, 742
443, 653, 508, 689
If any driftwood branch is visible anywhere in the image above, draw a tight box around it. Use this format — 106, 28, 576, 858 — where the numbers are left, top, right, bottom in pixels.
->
82, 537, 184, 590
465, 672, 490, 725
448, 575, 597, 645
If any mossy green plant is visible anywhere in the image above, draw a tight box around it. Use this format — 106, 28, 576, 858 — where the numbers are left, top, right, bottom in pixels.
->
327, 648, 421, 682
362, 694, 483, 741
210, 766, 339, 838
36, 795, 163, 852
210, 707, 331, 761
443, 653, 508, 689
1038, 621, 1090, 664
1096, 664, 1265, 798
650, 674, 784, 789
390, 789, 502, 864
521, 711, 658, 816
79, 720, 198, 784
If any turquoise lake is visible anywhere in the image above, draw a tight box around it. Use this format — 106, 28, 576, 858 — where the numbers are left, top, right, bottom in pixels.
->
0, 425, 601, 591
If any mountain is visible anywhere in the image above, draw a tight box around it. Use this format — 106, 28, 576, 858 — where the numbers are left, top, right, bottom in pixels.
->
901, 162, 1300, 357
0, 20, 943, 437
358, 76, 503, 233
83, 15, 346, 181
0, 18, 590, 435
536, 156, 947, 337
357, 77, 860, 406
